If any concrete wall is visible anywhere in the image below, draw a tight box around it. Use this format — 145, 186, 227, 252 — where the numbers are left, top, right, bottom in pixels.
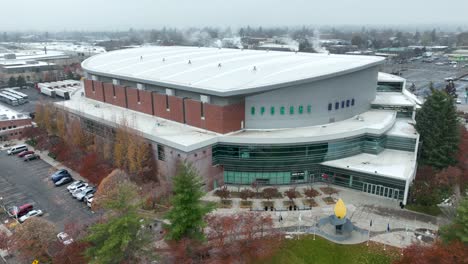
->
155, 143, 224, 190
245, 67, 379, 129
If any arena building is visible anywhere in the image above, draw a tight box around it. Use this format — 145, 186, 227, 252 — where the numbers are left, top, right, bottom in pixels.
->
57, 46, 420, 204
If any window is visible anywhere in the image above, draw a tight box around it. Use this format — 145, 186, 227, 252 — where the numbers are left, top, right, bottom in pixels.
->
341, 101, 345, 108
298, 105, 303, 114
280, 106, 285, 115
328, 103, 332, 111
201, 103, 205, 118
346, 100, 350, 107
307, 105, 312, 113
351, 98, 355, 106
251, 106, 255, 115
270, 106, 275, 115
165, 95, 169, 110
260, 106, 265, 115
157, 144, 165, 161
289, 106, 294, 115
335, 102, 339, 110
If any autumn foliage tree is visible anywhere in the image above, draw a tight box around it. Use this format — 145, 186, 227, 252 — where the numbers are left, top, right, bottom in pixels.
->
395, 240, 468, 264
205, 213, 282, 263
12, 218, 57, 263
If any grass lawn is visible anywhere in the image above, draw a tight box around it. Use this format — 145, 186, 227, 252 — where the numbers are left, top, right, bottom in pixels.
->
255, 236, 399, 264
406, 204, 441, 216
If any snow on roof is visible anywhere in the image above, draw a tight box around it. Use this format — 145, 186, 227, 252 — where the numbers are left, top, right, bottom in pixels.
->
82, 46, 385, 96
58, 88, 400, 151
0, 61, 55, 69
221, 110, 396, 145
0, 50, 68, 61
378, 72, 405, 83
372, 92, 416, 107
321, 149, 416, 181
0, 104, 29, 121
56, 90, 219, 152
386, 118, 418, 139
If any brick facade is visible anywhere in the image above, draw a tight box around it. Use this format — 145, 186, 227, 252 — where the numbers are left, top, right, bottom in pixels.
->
0, 119, 32, 141
85, 79, 245, 134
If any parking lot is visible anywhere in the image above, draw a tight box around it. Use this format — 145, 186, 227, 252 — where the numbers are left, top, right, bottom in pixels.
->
0, 150, 96, 229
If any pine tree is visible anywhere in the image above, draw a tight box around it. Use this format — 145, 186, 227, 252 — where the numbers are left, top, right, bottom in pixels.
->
165, 163, 212, 241
415, 89, 460, 169
8, 76, 16, 87
16, 75, 26, 87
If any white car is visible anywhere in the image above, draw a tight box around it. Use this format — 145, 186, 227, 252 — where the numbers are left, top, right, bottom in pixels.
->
456, 98, 462, 104
18, 209, 43, 223
87, 197, 94, 208
57, 232, 74, 245
67, 180, 83, 192
70, 183, 89, 195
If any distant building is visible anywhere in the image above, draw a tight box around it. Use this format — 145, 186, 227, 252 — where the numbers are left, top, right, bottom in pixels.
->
0, 104, 32, 141
57, 46, 420, 204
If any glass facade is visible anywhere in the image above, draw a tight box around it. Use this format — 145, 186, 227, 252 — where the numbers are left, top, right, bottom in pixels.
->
213, 134, 415, 200
377, 82, 403, 92
371, 105, 413, 118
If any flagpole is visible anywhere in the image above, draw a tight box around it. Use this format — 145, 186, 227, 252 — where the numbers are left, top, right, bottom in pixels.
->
367, 219, 372, 246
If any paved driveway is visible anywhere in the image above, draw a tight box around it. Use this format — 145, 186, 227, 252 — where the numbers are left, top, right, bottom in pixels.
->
0, 150, 95, 229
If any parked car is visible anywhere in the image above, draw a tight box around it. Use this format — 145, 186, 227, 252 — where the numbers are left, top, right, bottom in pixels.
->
51, 169, 71, 183
55, 177, 74, 187
7, 203, 33, 218
69, 182, 88, 194
7, 145, 28, 155
23, 154, 40, 161
84, 193, 94, 203
87, 197, 94, 208
18, 209, 43, 223
17, 150, 34, 158
456, 98, 462, 104
71, 184, 90, 197
57, 232, 74, 245
75, 187, 96, 201
67, 180, 83, 191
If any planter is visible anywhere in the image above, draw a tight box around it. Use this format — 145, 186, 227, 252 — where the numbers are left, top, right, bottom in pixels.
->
303, 199, 318, 207
219, 199, 233, 209
240, 200, 253, 209
322, 197, 336, 205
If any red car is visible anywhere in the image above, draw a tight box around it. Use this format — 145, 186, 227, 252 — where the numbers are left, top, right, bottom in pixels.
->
17, 150, 34, 158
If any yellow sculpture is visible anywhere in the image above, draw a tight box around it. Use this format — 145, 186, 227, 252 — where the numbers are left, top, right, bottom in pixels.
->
334, 198, 347, 219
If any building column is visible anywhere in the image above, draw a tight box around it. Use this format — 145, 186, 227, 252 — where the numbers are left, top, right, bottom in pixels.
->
403, 179, 410, 205
349, 175, 353, 187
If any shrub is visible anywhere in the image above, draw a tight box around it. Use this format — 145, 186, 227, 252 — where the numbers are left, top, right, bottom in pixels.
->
214, 186, 230, 200
240, 189, 255, 200
262, 187, 281, 200
304, 187, 320, 198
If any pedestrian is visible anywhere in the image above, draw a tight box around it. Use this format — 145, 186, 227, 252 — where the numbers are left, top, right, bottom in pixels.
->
280, 215, 283, 222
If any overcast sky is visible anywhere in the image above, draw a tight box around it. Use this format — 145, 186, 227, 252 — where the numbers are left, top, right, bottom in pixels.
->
2, 0, 468, 31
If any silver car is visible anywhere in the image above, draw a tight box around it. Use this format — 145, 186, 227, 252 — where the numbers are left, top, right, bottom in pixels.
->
75, 187, 96, 201
18, 209, 43, 223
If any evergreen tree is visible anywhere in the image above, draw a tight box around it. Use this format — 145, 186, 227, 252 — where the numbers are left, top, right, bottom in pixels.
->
165, 162, 212, 241
8, 76, 16, 87
415, 89, 460, 169
441, 197, 468, 243
16, 75, 26, 87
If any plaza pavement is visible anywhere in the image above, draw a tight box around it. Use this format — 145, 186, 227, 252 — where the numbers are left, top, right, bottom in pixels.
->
204, 183, 445, 248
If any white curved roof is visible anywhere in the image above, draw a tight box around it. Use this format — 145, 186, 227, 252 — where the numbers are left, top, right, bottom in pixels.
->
82, 46, 384, 96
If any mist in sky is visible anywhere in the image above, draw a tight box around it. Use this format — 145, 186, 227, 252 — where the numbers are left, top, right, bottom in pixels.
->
2, 0, 468, 31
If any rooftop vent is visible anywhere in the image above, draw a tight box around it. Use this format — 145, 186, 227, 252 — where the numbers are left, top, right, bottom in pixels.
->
253, 66, 257, 71
218, 63, 222, 68
188, 60, 192, 65
162, 58, 166, 62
